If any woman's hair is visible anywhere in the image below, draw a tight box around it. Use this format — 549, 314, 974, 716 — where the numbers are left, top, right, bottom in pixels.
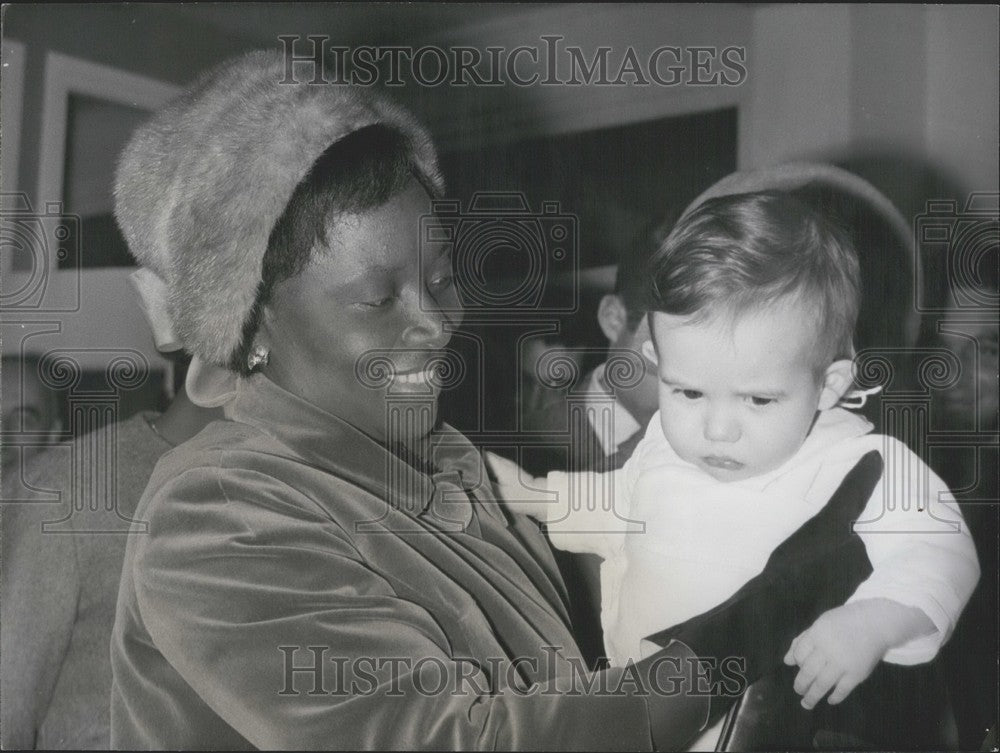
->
647, 190, 861, 371
231, 124, 437, 374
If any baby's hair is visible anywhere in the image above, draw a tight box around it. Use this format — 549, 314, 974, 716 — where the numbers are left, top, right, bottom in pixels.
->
647, 190, 861, 373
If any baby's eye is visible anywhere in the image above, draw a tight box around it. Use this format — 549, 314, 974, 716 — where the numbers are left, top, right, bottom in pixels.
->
748, 396, 774, 407
678, 389, 703, 400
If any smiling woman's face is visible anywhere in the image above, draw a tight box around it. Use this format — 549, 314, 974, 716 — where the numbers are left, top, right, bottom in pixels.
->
259, 180, 460, 443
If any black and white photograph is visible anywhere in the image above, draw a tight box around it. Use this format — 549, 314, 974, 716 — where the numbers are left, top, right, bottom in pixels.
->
1, 3, 997, 750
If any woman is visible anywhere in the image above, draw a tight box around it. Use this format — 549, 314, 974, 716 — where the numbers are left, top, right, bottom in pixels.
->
110, 50, 876, 750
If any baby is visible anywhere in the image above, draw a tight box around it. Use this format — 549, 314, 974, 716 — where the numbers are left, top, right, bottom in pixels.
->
497, 190, 979, 731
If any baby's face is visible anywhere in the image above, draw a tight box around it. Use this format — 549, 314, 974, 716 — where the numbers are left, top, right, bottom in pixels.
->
650, 302, 827, 482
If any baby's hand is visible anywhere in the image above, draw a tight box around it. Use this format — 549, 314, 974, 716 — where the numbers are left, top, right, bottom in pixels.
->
484, 451, 548, 519
782, 602, 890, 710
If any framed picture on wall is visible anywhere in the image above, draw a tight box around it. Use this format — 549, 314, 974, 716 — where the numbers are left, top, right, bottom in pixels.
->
1, 51, 181, 421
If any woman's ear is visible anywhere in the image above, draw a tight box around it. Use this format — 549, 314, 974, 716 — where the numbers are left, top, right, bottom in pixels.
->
256, 302, 276, 344
597, 294, 628, 344
818, 359, 854, 410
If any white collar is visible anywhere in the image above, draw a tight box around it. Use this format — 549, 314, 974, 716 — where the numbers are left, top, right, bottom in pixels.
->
583, 364, 643, 456
647, 406, 874, 488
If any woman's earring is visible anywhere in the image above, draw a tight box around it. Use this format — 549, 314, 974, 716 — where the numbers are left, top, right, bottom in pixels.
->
247, 344, 270, 371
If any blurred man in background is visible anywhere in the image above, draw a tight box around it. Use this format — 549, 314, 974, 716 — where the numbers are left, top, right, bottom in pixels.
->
1, 354, 63, 475
521, 238, 661, 472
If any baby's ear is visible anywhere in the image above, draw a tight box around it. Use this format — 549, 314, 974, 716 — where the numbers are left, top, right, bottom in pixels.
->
641, 339, 658, 365
818, 359, 854, 410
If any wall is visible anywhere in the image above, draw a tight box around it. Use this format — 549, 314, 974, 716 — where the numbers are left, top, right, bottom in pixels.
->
7, 4, 994, 210
743, 3, 999, 199
739, 4, 855, 169
396, 3, 753, 150
3, 3, 256, 202
925, 5, 1000, 195
398, 3, 997, 205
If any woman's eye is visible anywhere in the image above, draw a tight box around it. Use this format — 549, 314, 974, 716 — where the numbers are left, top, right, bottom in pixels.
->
429, 273, 454, 291
748, 396, 774, 407
679, 389, 702, 400
358, 296, 393, 310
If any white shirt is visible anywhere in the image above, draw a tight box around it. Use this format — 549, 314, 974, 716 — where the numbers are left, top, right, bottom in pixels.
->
545, 407, 979, 668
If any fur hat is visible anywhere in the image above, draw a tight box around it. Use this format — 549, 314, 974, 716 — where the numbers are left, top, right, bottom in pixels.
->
115, 49, 444, 367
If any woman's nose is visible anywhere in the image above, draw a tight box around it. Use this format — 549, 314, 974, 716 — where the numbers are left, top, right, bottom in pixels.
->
401, 294, 452, 348
703, 406, 740, 443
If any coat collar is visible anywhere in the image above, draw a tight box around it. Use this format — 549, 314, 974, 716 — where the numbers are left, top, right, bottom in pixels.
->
224, 373, 499, 532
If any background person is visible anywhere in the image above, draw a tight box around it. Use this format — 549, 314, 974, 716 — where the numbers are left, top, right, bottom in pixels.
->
1, 355, 219, 750
521, 238, 662, 473
1, 354, 62, 475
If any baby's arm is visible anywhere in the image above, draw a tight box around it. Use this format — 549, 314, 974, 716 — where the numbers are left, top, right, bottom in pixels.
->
782, 598, 934, 709
485, 451, 552, 520
784, 439, 979, 708
485, 451, 620, 523
485, 452, 611, 520
485, 451, 635, 561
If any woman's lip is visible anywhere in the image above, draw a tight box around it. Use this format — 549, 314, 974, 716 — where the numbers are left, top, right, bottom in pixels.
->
394, 351, 446, 373
702, 455, 744, 471
393, 365, 439, 385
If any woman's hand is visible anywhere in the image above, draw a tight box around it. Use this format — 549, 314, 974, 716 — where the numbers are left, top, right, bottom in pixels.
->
484, 451, 551, 520
783, 598, 935, 709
